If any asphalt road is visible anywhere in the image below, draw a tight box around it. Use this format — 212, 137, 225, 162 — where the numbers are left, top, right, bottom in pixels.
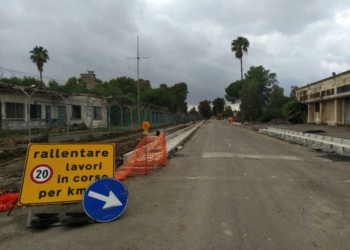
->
1, 120, 350, 250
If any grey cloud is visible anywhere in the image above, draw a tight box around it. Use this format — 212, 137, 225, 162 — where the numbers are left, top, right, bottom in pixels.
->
1, 0, 350, 106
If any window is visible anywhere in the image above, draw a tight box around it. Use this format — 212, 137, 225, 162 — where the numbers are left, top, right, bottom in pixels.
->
93, 107, 101, 120
72, 105, 81, 119
315, 102, 320, 112
309, 92, 320, 99
337, 84, 350, 94
30, 104, 42, 119
321, 88, 334, 97
6, 102, 24, 118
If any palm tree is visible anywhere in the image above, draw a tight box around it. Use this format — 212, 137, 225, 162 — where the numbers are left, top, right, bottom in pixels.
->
231, 36, 249, 122
231, 37, 249, 83
29, 46, 49, 85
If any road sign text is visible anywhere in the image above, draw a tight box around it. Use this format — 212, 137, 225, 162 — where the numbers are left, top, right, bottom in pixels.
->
19, 143, 115, 205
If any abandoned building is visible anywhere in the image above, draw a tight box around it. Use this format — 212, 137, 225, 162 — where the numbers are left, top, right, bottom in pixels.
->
80, 71, 103, 90
0, 81, 108, 130
296, 70, 350, 125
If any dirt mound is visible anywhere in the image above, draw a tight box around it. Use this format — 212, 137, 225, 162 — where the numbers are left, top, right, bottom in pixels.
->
268, 119, 291, 125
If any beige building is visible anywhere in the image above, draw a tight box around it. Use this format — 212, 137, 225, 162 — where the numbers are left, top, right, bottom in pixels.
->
80, 71, 103, 90
0, 82, 108, 130
296, 70, 350, 125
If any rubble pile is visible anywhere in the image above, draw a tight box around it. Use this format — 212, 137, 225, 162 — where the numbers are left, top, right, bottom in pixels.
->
268, 119, 291, 125
0, 148, 26, 161
49, 122, 89, 133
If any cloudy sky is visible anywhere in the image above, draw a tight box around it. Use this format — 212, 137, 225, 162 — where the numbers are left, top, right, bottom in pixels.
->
1, 0, 350, 108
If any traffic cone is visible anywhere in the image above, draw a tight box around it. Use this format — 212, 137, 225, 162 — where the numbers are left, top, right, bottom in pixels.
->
258, 128, 262, 134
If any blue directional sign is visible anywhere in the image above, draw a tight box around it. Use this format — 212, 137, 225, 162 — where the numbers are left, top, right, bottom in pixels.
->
83, 178, 128, 222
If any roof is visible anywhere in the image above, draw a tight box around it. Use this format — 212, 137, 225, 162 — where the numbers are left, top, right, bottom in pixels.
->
0, 81, 107, 99
298, 69, 350, 90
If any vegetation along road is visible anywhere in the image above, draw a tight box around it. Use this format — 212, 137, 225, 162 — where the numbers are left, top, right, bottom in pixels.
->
1, 120, 350, 250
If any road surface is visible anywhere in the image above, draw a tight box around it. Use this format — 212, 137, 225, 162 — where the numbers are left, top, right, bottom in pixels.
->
1, 120, 349, 250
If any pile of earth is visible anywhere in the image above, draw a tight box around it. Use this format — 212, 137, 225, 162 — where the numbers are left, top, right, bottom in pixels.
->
268, 119, 291, 125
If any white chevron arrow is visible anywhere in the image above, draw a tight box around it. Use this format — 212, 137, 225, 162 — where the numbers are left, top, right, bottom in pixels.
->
88, 190, 123, 209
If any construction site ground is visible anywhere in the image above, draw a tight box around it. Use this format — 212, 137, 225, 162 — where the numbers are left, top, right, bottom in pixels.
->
0, 123, 192, 193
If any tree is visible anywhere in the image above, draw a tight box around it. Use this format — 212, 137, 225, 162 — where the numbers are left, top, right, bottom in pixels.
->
189, 107, 199, 115
289, 85, 299, 99
270, 85, 289, 109
29, 46, 49, 84
47, 80, 60, 91
170, 82, 188, 112
0, 77, 23, 86
24, 77, 46, 88
109, 77, 137, 97
231, 37, 250, 82
244, 66, 278, 106
241, 79, 260, 122
138, 79, 152, 93
223, 105, 233, 118
262, 85, 289, 120
0, 76, 43, 88
89, 79, 122, 97
140, 87, 174, 109
282, 99, 307, 124
212, 97, 225, 116
225, 80, 241, 104
198, 100, 212, 119
231, 36, 250, 122
63, 77, 87, 93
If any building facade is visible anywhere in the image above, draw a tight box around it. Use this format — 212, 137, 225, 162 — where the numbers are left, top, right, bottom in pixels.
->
296, 70, 350, 125
0, 82, 108, 130
80, 71, 103, 90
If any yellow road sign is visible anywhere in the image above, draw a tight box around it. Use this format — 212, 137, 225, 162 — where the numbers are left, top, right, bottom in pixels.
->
19, 143, 115, 205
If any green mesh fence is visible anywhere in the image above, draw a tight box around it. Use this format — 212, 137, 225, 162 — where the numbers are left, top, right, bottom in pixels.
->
0, 103, 201, 145
109, 107, 200, 130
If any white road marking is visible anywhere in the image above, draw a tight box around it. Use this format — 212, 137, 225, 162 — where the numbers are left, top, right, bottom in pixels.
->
202, 152, 302, 161
219, 130, 232, 147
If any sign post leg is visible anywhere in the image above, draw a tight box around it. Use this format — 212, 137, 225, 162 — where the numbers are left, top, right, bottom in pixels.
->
7, 196, 19, 216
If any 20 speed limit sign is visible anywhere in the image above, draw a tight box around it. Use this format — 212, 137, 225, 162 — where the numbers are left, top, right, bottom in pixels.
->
30, 164, 53, 184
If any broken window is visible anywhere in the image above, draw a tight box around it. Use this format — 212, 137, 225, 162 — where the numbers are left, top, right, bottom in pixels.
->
30, 104, 42, 119
315, 102, 320, 112
72, 105, 81, 119
5, 102, 24, 118
93, 107, 101, 120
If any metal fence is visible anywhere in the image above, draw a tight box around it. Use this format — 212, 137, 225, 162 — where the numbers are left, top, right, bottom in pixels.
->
0, 67, 201, 145
0, 99, 201, 145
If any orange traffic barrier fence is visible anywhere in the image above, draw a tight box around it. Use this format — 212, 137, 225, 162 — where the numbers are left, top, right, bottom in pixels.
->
115, 131, 168, 181
0, 190, 19, 213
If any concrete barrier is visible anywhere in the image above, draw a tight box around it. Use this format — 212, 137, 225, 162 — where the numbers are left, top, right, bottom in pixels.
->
230, 123, 350, 156
123, 121, 204, 162
262, 127, 350, 156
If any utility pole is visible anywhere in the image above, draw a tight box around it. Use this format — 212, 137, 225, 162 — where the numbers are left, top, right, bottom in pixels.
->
127, 36, 149, 127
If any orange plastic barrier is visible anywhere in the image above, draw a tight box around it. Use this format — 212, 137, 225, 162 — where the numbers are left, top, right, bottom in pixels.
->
115, 131, 168, 180
0, 190, 19, 213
